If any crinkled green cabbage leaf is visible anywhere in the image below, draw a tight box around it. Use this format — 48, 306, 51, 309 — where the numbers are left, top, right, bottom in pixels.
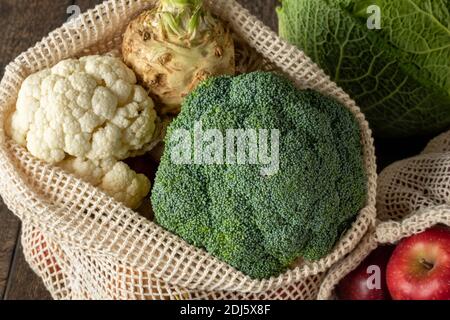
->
278, 0, 450, 137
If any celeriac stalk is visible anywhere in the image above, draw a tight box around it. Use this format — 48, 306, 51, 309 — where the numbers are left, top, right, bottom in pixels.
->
155, 0, 203, 41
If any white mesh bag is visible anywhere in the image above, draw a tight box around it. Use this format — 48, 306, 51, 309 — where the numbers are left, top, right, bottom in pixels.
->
0, 0, 377, 300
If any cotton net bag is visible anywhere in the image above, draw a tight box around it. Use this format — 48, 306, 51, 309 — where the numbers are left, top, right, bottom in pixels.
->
318, 131, 450, 300
0, 0, 377, 300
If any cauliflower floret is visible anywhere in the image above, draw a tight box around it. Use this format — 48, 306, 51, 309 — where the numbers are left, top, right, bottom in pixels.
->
8, 55, 158, 209
58, 157, 116, 186
60, 158, 150, 209
100, 162, 151, 209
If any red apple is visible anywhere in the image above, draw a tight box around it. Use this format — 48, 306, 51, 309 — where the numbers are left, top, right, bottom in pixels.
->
386, 226, 450, 300
337, 246, 394, 300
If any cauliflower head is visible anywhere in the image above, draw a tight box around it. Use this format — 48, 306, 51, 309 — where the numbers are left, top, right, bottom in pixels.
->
8, 55, 159, 209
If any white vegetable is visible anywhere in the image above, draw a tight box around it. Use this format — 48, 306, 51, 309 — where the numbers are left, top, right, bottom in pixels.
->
7, 55, 158, 209
122, 0, 235, 115
60, 158, 151, 208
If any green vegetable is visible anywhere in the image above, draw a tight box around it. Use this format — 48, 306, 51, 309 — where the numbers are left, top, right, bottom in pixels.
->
152, 72, 367, 279
277, 0, 450, 138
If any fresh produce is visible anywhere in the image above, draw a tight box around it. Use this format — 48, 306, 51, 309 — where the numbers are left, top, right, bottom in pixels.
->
30, 231, 61, 275
337, 246, 394, 300
122, 0, 235, 115
152, 72, 367, 279
386, 226, 450, 300
7, 55, 160, 209
277, 0, 450, 138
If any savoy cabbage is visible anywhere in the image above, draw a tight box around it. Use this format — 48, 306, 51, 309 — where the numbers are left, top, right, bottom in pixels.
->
278, 0, 450, 137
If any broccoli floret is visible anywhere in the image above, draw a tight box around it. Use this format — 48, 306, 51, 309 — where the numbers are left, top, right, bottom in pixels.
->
151, 71, 367, 279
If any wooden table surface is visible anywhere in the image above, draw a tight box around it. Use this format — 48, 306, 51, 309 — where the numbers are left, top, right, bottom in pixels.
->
0, 0, 431, 300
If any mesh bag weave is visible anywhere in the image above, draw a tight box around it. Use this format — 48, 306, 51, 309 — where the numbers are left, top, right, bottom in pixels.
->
318, 131, 450, 300
0, 0, 377, 300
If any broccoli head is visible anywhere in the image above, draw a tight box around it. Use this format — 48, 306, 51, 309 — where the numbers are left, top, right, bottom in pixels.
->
151, 71, 367, 279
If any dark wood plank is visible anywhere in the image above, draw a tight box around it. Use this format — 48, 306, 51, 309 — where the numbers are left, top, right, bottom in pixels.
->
0, 0, 72, 300
73, 0, 104, 13
0, 201, 20, 299
4, 243, 52, 300
0, 0, 73, 76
